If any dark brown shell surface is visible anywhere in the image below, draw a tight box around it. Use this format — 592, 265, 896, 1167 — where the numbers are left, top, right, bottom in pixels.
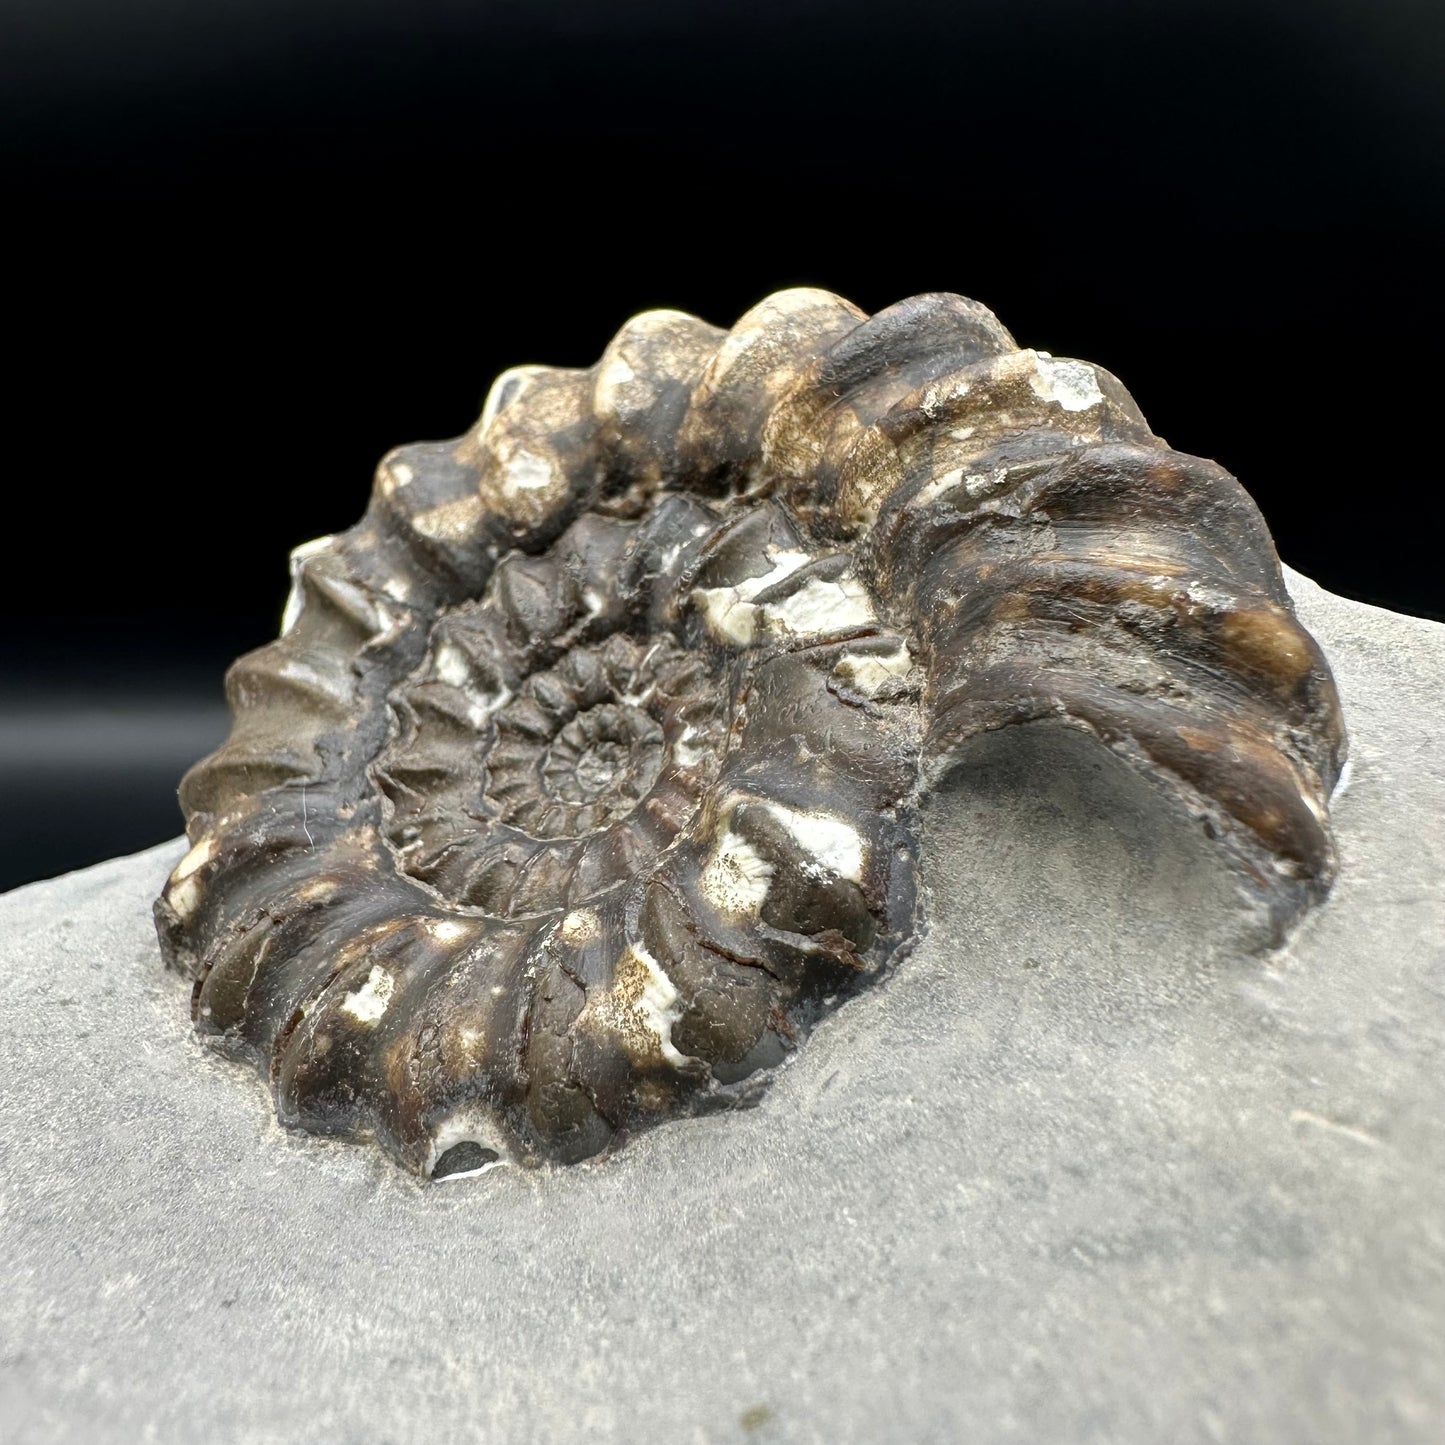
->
155, 289, 1347, 1180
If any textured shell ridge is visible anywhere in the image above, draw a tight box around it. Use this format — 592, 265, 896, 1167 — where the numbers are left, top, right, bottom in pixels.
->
155, 287, 1347, 1179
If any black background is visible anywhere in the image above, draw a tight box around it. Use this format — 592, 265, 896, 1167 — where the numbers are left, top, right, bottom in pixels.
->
4, 0, 1442, 890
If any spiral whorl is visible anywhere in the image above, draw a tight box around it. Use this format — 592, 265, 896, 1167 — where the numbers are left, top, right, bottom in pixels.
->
156, 289, 1346, 1179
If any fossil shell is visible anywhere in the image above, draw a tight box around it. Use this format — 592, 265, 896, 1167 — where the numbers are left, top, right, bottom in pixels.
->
155, 289, 1347, 1179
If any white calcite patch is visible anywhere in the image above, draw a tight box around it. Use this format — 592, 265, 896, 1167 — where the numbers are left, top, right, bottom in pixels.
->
478, 364, 548, 436
341, 965, 395, 1025
833, 643, 913, 698
594, 352, 639, 417
467, 687, 511, 730
431, 645, 510, 727
913, 467, 965, 508
281, 544, 399, 641
277, 656, 342, 696
598, 351, 636, 389
560, 909, 601, 946
166, 874, 203, 921
761, 576, 876, 638
1184, 579, 1243, 614
620, 676, 658, 708
425, 1109, 510, 1180
171, 837, 217, 884
426, 919, 472, 944
501, 449, 557, 495
165, 838, 219, 913
280, 534, 336, 635
765, 803, 865, 883
597, 311, 694, 420
375, 572, 416, 607
692, 549, 812, 646
1027, 354, 1103, 413
295, 877, 340, 904
1331, 756, 1354, 802
411, 495, 484, 546
699, 828, 775, 918
382, 459, 415, 492
433, 640, 474, 690
910, 372, 973, 421
913, 465, 1013, 509
673, 724, 706, 769
964, 468, 1012, 501
694, 552, 877, 646
620, 943, 692, 1069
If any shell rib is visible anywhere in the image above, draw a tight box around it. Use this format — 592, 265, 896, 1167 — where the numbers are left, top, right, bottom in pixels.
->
155, 289, 1346, 1179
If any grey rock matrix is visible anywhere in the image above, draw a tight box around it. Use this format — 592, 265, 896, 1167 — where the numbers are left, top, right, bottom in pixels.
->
1, 569, 1441, 1445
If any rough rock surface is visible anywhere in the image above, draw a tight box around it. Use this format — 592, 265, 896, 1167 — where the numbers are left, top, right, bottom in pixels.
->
1, 570, 1441, 1445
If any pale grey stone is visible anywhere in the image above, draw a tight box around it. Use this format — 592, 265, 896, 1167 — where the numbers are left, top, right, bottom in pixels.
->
1, 569, 1441, 1445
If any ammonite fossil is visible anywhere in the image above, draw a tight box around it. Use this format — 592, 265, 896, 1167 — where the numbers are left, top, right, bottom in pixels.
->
156, 289, 1347, 1180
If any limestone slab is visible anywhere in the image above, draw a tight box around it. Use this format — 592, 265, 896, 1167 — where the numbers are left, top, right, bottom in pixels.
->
0, 570, 1441, 1445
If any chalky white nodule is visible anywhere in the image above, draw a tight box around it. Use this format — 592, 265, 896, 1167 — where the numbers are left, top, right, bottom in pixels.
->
155, 289, 1346, 1179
